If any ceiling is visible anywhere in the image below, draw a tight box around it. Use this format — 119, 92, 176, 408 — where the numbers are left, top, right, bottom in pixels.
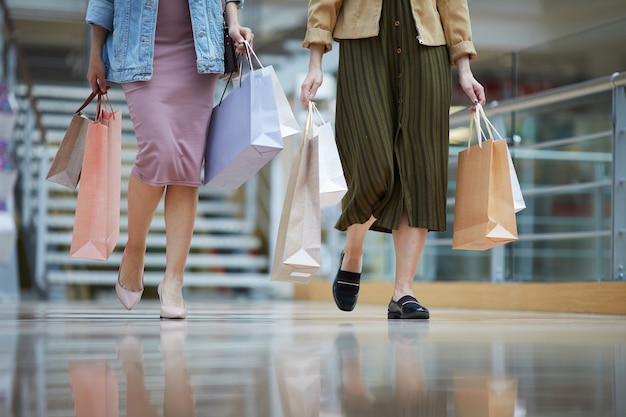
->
4, 0, 625, 88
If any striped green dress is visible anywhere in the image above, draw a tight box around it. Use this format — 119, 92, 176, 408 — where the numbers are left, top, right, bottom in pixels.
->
334, 0, 452, 233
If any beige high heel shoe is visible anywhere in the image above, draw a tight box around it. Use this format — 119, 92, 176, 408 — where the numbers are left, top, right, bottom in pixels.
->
115, 260, 144, 310
157, 283, 187, 319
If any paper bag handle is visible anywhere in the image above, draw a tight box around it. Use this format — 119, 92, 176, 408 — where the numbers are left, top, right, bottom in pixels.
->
76, 89, 103, 114
217, 40, 260, 105
300, 100, 315, 152
311, 102, 327, 125
94, 91, 115, 123
475, 103, 504, 141
466, 103, 505, 151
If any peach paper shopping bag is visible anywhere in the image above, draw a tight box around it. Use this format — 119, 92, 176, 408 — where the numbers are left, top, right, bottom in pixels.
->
70, 93, 121, 260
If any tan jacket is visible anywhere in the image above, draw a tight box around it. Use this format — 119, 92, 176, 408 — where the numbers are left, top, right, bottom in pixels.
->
303, 0, 477, 64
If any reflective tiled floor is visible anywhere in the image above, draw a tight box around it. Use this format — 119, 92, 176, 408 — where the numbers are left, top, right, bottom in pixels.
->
0, 300, 624, 417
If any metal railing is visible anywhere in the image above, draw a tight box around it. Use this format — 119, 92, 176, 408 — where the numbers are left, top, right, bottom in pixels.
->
320, 72, 625, 283
447, 72, 625, 282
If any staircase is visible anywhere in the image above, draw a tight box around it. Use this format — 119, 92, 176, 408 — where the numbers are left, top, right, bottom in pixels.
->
14, 84, 273, 295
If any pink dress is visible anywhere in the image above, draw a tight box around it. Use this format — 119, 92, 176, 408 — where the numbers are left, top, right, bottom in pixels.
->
122, 0, 219, 187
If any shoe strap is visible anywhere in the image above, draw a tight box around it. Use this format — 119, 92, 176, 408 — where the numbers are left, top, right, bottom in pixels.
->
397, 295, 420, 306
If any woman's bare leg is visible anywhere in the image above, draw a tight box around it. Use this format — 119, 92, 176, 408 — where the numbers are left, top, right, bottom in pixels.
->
341, 216, 376, 272
391, 211, 427, 301
158, 185, 199, 308
119, 174, 164, 292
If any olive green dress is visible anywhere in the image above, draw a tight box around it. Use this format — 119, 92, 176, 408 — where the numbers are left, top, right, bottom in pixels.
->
334, 0, 452, 233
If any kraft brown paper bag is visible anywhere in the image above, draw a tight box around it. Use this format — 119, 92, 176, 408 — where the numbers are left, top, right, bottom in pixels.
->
475, 104, 526, 213
70, 94, 121, 260
271, 101, 321, 283
454, 374, 518, 417
47, 90, 99, 189
452, 110, 518, 251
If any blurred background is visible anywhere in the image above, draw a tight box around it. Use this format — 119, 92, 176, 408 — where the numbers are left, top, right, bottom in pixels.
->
1, 0, 625, 311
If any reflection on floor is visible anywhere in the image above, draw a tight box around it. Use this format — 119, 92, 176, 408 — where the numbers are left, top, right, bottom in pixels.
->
0, 300, 624, 417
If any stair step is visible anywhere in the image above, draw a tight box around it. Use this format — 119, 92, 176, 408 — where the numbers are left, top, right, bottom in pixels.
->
15, 83, 269, 290
16, 84, 127, 102
43, 181, 237, 199
47, 271, 271, 287
44, 233, 261, 250
44, 198, 242, 216
45, 252, 268, 270
41, 215, 255, 234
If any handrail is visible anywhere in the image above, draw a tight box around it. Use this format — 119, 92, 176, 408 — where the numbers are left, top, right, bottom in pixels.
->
450, 71, 626, 126
0, 0, 47, 143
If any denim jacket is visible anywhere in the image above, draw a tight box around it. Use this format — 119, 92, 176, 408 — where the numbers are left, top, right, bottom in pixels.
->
86, 0, 242, 83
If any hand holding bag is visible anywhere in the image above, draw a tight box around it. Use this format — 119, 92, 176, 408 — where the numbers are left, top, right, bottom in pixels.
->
70, 93, 122, 260
452, 106, 518, 251
312, 104, 347, 207
270, 101, 321, 283
46, 90, 99, 189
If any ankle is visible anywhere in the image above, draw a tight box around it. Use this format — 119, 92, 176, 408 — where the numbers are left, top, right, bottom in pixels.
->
158, 280, 185, 307
118, 258, 144, 291
392, 289, 414, 302
341, 250, 364, 273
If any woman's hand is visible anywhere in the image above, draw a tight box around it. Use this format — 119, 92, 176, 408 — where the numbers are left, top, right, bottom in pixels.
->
87, 54, 107, 94
455, 55, 486, 109
300, 43, 325, 107
225, 2, 254, 54
86, 24, 109, 93
228, 24, 254, 55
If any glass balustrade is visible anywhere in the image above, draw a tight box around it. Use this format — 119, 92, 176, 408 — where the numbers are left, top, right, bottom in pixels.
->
322, 19, 626, 284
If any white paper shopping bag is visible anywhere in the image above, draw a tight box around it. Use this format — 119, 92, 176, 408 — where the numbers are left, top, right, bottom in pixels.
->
311, 104, 347, 207
204, 65, 283, 189
259, 65, 300, 139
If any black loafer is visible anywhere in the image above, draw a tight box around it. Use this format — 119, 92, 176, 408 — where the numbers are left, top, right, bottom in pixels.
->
332, 252, 361, 312
387, 295, 429, 319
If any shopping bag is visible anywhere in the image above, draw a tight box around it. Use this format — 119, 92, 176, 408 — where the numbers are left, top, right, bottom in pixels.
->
70, 93, 122, 260
452, 108, 518, 251
271, 102, 321, 283
454, 373, 518, 417
272, 347, 321, 417
475, 104, 526, 213
245, 45, 300, 139
204, 47, 283, 189
312, 104, 347, 207
46, 90, 99, 189
69, 361, 119, 417
258, 66, 300, 139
